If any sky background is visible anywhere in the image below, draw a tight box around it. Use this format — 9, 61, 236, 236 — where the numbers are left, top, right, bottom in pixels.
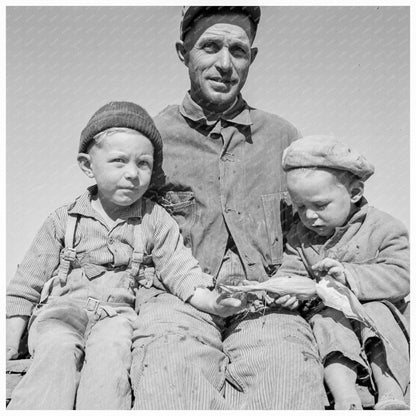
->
6, 5, 410, 282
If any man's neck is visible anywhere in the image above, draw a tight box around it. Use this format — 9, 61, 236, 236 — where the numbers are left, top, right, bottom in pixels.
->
190, 94, 238, 121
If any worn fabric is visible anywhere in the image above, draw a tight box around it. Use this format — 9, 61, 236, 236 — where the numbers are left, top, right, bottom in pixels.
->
277, 199, 409, 304
6, 185, 213, 318
131, 291, 325, 410
276, 199, 410, 391
282, 135, 375, 181
180, 6, 261, 41
6, 185, 213, 409
154, 92, 300, 283
132, 93, 327, 410
8, 298, 137, 410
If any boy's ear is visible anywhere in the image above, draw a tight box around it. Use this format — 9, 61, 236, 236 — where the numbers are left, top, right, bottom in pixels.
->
77, 153, 94, 179
350, 180, 364, 204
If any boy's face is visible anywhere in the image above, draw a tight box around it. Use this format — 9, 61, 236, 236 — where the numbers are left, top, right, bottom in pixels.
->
81, 130, 154, 209
287, 168, 357, 237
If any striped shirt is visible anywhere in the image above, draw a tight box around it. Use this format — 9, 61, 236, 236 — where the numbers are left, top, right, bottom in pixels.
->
6, 185, 214, 317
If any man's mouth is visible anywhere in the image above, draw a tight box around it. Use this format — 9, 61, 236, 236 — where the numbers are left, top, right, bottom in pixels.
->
209, 77, 236, 86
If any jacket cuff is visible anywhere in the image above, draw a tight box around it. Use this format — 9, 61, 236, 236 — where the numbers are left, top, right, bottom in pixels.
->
343, 266, 360, 298
6, 298, 34, 318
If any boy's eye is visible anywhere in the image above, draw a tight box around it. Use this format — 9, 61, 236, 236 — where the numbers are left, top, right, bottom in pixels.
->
137, 160, 151, 168
315, 203, 328, 210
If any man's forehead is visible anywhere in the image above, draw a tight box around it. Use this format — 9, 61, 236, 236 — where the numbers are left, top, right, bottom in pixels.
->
184, 13, 255, 46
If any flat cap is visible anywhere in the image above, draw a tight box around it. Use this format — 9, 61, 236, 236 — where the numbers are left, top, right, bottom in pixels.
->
282, 135, 375, 181
180, 6, 261, 41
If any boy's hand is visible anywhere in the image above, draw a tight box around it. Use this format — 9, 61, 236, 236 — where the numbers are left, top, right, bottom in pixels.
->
213, 293, 247, 317
312, 258, 346, 285
271, 294, 300, 310
6, 346, 19, 360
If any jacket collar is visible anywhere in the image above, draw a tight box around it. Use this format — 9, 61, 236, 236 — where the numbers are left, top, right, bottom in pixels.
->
179, 92, 252, 127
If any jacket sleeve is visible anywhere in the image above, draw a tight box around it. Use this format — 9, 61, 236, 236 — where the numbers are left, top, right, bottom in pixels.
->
344, 219, 409, 302
6, 212, 64, 317
150, 204, 214, 302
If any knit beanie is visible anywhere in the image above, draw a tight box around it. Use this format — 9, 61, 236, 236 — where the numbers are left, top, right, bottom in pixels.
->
79, 101, 164, 189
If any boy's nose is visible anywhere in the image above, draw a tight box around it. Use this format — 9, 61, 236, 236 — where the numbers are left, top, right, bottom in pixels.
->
305, 209, 318, 220
124, 164, 139, 179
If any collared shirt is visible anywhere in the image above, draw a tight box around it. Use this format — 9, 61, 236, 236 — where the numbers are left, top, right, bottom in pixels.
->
7, 185, 213, 317
154, 93, 300, 283
277, 199, 410, 304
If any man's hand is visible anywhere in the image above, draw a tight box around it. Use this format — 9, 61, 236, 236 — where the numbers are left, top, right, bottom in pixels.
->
312, 258, 346, 285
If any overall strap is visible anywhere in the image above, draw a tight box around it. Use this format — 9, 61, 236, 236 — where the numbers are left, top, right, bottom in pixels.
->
57, 214, 78, 285
129, 201, 154, 288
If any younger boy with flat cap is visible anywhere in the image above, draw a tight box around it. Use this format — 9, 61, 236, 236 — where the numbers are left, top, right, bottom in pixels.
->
274, 136, 409, 410
6, 101, 242, 410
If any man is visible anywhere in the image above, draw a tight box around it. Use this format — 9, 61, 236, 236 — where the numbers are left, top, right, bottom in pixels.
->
131, 6, 326, 409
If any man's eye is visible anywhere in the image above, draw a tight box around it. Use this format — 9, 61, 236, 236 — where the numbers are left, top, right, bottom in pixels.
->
315, 203, 328, 210
230, 46, 248, 58
112, 158, 125, 163
202, 42, 219, 53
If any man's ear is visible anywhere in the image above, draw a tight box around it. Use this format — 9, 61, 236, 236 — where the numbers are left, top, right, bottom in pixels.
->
175, 41, 188, 66
77, 153, 94, 179
250, 47, 258, 65
350, 180, 364, 204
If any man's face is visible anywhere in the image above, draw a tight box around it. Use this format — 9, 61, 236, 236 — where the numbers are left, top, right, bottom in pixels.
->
179, 13, 257, 112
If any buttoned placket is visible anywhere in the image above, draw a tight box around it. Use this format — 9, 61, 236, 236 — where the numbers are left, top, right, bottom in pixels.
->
214, 120, 257, 277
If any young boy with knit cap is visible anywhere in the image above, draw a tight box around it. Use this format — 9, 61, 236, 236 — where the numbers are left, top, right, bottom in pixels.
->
274, 136, 410, 410
6, 101, 243, 410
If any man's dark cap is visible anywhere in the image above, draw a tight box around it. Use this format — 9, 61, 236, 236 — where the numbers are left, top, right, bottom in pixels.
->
180, 6, 261, 41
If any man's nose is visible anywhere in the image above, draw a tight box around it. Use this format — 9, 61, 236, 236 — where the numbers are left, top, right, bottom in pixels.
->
216, 48, 232, 72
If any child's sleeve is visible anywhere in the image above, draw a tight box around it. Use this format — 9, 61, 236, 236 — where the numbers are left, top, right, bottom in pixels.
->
343, 218, 409, 303
6, 212, 64, 317
149, 204, 214, 302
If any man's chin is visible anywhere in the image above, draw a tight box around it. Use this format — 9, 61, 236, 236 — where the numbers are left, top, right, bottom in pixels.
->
205, 91, 238, 111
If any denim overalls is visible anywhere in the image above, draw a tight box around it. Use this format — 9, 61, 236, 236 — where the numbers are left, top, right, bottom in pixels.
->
8, 213, 152, 410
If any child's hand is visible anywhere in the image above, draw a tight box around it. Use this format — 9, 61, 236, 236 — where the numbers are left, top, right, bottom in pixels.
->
6, 346, 19, 360
312, 258, 346, 285
213, 293, 246, 317
188, 287, 246, 318
271, 294, 300, 310
6, 315, 28, 360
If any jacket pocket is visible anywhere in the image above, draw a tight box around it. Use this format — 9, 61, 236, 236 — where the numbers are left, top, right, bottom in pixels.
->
261, 192, 289, 266
159, 191, 196, 247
